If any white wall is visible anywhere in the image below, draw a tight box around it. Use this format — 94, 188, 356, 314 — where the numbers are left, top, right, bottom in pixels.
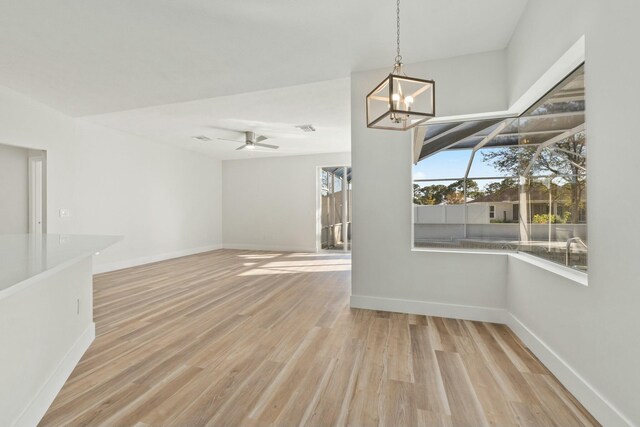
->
506, 1, 595, 106
222, 152, 350, 252
0, 86, 77, 235
0, 144, 29, 233
350, 50, 509, 320
0, 84, 223, 272
504, 1, 640, 425
73, 121, 222, 272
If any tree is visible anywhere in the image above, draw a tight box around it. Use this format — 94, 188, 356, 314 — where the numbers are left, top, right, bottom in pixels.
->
445, 179, 482, 203
482, 131, 586, 222
427, 185, 450, 204
484, 178, 518, 196
414, 184, 448, 205
414, 179, 484, 205
413, 184, 425, 205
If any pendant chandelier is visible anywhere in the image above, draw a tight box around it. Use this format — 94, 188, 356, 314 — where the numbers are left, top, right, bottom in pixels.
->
366, 0, 435, 131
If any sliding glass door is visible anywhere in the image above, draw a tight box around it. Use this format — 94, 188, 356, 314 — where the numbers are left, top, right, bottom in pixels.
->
319, 167, 352, 251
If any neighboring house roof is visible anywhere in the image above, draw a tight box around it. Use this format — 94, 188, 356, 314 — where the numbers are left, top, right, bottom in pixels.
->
470, 187, 520, 203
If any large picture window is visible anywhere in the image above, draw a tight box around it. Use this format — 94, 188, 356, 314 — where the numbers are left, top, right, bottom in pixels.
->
413, 65, 587, 271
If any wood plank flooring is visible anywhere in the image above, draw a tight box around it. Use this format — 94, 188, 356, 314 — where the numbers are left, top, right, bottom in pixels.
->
40, 249, 599, 426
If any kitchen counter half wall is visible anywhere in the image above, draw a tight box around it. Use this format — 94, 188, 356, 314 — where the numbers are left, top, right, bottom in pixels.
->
0, 234, 121, 299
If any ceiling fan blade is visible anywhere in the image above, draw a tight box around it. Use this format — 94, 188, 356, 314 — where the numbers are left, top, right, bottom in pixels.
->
217, 138, 243, 143
236, 145, 247, 150
255, 135, 268, 142
254, 142, 279, 150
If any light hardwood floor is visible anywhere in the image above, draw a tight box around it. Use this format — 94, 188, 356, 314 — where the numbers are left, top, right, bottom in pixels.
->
40, 249, 599, 427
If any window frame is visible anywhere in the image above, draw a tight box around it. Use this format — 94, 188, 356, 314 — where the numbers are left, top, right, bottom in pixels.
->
411, 61, 588, 279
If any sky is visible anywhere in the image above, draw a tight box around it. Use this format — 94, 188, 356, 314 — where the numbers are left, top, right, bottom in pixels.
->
412, 149, 511, 190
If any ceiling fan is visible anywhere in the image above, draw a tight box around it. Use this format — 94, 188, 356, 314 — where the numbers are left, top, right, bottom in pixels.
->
217, 131, 279, 151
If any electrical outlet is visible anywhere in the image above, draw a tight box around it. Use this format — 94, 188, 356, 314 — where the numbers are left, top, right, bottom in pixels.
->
59, 209, 70, 218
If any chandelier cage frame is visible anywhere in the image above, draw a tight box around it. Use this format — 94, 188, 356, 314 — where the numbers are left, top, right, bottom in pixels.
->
366, 0, 436, 131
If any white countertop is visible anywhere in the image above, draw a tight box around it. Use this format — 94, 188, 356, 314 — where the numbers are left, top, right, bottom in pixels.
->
0, 234, 122, 295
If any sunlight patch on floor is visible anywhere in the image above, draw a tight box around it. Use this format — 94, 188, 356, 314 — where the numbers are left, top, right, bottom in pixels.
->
263, 259, 351, 268
286, 252, 348, 258
238, 254, 282, 259
239, 264, 351, 276
239, 259, 351, 276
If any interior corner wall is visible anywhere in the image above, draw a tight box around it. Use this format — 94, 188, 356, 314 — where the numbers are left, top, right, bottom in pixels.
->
0, 85, 223, 272
73, 120, 222, 272
504, 1, 640, 425
506, 0, 594, 105
0, 144, 29, 233
221, 152, 351, 252
350, 50, 509, 321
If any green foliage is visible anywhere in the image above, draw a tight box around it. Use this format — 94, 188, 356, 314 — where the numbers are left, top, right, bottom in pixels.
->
413, 179, 482, 205
532, 214, 553, 224
532, 212, 571, 224
480, 132, 586, 178
414, 177, 523, 206
481, 132, 587, 223
483, 178, 518, 195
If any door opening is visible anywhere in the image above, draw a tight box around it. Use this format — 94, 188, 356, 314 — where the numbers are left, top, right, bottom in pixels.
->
318, 166, 352, 252
29, 152, 46, 234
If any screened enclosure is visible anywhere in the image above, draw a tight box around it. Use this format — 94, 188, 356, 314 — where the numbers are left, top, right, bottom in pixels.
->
320, 167, 352, 251
413, 65, 587, 271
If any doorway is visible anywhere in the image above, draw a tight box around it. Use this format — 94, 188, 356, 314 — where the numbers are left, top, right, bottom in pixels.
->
318, 166, 352, 251
29, 152, 46, 234
0, 143, 46, 234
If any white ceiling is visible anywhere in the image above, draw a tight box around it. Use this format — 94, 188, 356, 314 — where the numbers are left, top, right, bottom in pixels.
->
85, 78, 352, 160
0, 0, 528, 117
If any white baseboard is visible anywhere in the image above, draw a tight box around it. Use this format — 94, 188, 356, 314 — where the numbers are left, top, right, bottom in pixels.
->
13, 323, 95, 427
506, 313, 634, 427
222, 243, 317, 253
350, 294, 507, 323
93, 244, 223, 274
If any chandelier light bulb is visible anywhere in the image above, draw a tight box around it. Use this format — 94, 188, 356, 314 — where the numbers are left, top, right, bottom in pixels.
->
391, 93, 401, 111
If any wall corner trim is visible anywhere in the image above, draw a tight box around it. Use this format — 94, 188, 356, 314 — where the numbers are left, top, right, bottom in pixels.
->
12, 322, 95, 427
506, 313, 635, 427
350, 294, 507, 323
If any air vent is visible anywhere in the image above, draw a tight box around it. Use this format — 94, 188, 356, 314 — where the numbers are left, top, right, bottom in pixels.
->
296, 124, 316, 132
192, 135, 212, 142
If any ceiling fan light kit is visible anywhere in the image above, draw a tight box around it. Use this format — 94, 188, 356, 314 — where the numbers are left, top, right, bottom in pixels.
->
366, 0, 435, 131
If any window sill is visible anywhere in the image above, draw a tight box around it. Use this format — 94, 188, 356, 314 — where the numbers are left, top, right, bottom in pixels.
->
412, 246, 511, 256
509, 252, 588, 286
411, 246, 588, 287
